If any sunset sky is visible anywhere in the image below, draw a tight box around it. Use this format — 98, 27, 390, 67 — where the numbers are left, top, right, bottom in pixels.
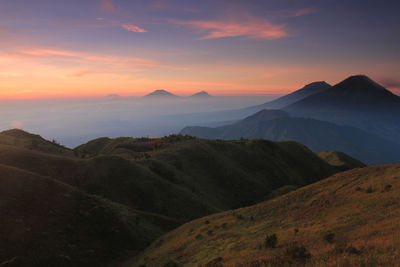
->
0, 0, 399, 98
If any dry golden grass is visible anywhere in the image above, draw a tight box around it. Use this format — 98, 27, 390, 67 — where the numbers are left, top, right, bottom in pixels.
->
132, 164, 400, 267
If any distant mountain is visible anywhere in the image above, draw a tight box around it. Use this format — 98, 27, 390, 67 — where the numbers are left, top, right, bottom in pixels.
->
134, 163, 400, 266
171, 81, 331, 124
105, 93, 120, 99
190, 91, 212, 97
144, 89, 178, 98
180, 109, 400, 165
285, 75, 400, 143
246, 81, 331, 111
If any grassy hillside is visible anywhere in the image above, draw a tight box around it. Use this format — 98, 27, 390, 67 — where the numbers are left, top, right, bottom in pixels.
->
0, 130, 361, 266
133, 163, 400, 267
318, 151, 366, 171
0, 164, 167, 267
0, 129, 73, 156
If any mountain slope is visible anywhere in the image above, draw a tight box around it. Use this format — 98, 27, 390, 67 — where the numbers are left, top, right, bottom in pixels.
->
0, 164, 166, 267
133, 163, 400, 267
165, 81, 331, 125
0, 129, 73, 156
0, 130, 349, 266
246, 81, 331, 111
285, 75, 400, 143
180, 109, 400, 165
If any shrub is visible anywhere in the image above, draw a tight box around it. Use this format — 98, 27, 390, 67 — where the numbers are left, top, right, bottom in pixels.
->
323, 231, 335, 243
383, 184, 392, 192
285, 242, 311, 260
163, 260, 182, 267
366, 186, 375, 193
205, 257, 223, 267
345, 245, 361, 255
264, 233, 278, 248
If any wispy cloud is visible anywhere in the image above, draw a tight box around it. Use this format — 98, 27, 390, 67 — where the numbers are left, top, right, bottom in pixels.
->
100, 0, 115, 14
292, 7, 318, 17
0, 48, 163, 72
269, 7, 318, 18
380, 78, 400, 90
121, 23, 147, 33
172, 15, 288, 40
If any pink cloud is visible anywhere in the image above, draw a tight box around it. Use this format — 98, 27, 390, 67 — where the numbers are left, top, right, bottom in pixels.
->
172, 16, 288, 40
121, 23, 147, 33
100, 0, 115, 14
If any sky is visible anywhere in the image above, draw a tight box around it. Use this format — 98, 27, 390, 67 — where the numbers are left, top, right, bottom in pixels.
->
0, 0, 399, 98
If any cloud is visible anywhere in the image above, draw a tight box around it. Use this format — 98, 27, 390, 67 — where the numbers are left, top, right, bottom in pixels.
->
121, 23, 147, 33
380, 78, 400, 89
292, 7, 318, 17
100, 0, 115, 14
0, 48, 164, 72
172, 15, 288, 40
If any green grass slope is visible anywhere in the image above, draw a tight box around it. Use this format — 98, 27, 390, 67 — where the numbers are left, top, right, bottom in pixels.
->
133, 163, 400, 267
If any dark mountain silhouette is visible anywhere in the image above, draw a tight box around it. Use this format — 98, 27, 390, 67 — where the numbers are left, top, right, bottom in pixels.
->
246, 81, 331, 111
144, 89, 178, 98
0, 129, 350, 266
134, 163, 400, 266
285, 75, 400, 143
190, 91, 212, 97
180, 109, 400, 165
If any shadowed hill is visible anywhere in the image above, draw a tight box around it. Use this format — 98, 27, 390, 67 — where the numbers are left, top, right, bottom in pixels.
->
0, 164, 167, 267
133, 163, 400, 267
0, 129, 73, 156
180, 109, 400, 165
0, 130, 356, 266
285, 75, 400, 143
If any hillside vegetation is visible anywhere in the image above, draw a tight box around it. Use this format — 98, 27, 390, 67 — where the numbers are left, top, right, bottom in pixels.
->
0, 129, 359, 266
133, 163, 400, 267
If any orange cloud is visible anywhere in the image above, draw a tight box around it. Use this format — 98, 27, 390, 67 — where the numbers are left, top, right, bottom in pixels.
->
121, 23, 147, 33
100, 0, 115, 13
172, 15, 288, 40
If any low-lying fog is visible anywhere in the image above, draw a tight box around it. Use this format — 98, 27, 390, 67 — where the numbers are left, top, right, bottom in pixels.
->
0, 95, 279, 147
